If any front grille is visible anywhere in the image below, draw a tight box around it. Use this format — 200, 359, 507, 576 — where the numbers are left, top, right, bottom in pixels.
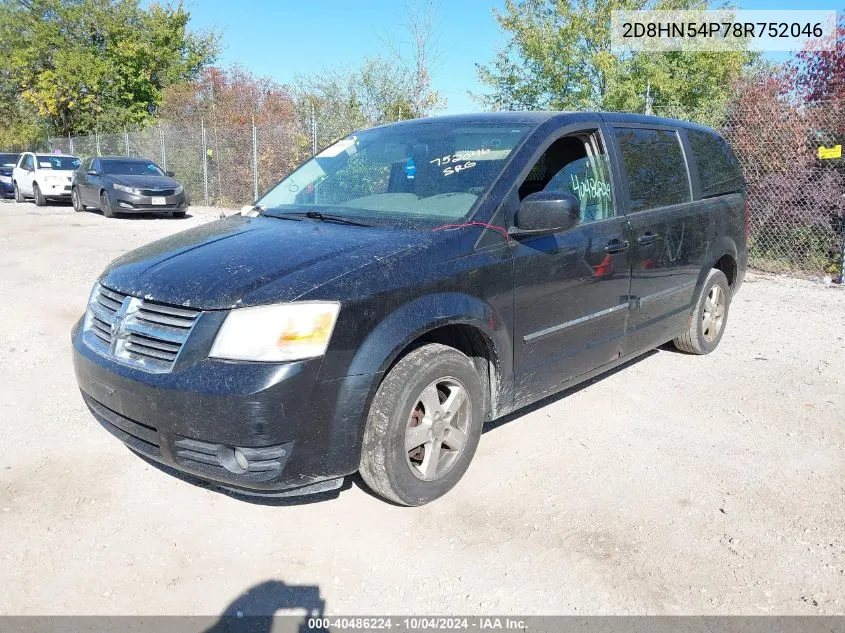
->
139, 188, 176, 196
83, 284, 201, 373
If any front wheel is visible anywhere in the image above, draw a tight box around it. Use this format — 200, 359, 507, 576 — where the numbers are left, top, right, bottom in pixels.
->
13, 183, 23, 202
359, 343, 485, 506
100, 191, 115, 218
71, 187, 85, 212
33, 182, 46, 206
673, 268, 731, 354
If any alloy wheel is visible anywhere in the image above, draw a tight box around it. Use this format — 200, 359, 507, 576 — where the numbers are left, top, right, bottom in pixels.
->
404, 377, 471, 481
702, 284, 726, 343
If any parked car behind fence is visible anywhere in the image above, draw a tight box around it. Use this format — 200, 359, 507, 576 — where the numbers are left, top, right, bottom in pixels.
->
72, 156, 189, 218
0, 153, 19, 198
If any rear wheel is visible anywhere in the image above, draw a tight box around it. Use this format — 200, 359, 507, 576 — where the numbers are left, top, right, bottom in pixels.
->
673, 268, 731, 354
359, 343, 485, 506
100, 191, 115, 218
71, 187, 85, 212
33, 182, 46, 206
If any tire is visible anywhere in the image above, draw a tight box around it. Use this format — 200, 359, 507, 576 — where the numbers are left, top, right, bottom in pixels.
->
71, 187, 85, 212
13, 183, 23, 202
100, 191, 115, 218
171, 211, 186, 218
33, 182, 46, 206
359, 343, 485, 506
673, 268, 731, 355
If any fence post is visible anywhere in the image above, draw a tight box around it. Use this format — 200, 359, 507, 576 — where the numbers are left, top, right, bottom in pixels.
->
837, 216, 845, 284
95, 131, 101, 156
252, 116, 259, 201
311, 101, 317, 155
159, 123, 166, 171
124, 127, 130, 155
201, 119, 209, 206
68, 133, 74, 155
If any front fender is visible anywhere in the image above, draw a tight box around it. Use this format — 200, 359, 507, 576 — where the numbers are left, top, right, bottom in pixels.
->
344, 292, 512, 383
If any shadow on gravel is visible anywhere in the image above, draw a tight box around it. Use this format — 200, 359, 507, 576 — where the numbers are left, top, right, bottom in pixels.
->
88, 209, 193, 220
206, 579, 326, 633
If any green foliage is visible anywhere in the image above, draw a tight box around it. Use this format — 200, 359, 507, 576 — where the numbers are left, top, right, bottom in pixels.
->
0, 0, 218, 144
291, 56, 428, 138
475, 0, 755, 122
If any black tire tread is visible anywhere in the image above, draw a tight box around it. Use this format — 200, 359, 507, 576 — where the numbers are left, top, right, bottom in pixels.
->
100, 192, 114, 218
673, 268, 730, 355
33, 183, 46, 206
359, 343, 482, 506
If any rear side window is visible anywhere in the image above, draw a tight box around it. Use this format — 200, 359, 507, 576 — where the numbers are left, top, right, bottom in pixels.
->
687, 129, 743, 198
615, 128, 691, 212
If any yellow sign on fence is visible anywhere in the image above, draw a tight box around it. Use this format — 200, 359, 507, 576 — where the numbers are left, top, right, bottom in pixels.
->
818, 144, 842, 160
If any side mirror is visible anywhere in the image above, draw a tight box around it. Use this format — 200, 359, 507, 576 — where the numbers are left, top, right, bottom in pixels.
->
511, 191, 581, 235
86, 169, 99, 176
165, 170, 175, 177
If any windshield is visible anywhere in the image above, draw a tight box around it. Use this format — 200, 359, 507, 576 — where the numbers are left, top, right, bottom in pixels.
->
0, 154, 18, 168
36, 155, 81, 170
256, 121, 532, 228
102, 160, 165, 176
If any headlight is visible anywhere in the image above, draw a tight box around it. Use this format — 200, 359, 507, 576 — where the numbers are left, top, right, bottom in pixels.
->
209, 302, 340, 362
113, 183, 140, 195
174, 185, 184, 195
0, 175, 10, 183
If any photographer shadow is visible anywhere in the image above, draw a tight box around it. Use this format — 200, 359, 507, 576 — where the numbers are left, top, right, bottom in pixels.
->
205, 580, 326, 633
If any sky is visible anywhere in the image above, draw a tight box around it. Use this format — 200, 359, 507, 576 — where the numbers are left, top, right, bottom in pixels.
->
183, 0, 841, 115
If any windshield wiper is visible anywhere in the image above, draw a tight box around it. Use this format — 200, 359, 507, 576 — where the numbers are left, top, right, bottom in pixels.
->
260, 209, 374, 227
303, 210, 374, 227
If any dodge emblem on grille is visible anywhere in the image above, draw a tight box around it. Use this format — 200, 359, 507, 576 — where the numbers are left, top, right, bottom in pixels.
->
108, 297, 139, 354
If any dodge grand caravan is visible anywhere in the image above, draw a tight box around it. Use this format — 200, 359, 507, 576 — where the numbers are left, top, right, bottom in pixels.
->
72, 112, 747, 506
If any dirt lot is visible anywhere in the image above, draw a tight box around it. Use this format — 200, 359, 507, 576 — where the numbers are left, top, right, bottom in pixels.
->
0, 200, 843, 616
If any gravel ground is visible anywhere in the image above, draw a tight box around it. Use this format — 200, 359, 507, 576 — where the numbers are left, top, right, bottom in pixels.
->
0, 200, 844, 616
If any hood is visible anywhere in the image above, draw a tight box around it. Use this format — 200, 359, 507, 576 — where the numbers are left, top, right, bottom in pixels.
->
108, 174, 180, 189
100, 214, 433, 309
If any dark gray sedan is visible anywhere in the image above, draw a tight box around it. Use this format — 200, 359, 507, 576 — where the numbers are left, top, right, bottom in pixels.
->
72, 156, 189, 218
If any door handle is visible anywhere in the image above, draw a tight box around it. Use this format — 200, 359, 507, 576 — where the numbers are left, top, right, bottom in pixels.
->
604, 239, 629, 254
636, 232, 660, 246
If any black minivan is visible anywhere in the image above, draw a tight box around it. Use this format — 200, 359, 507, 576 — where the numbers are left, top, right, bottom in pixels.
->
72, 112, 747, 505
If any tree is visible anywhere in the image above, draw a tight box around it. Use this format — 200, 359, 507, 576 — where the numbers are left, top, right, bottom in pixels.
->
792, 13, 845, 104
0, 0, 218, 142
291, 56, 418, 143
159, 66, 303, 205
722, 67, 844, 272
379, 0, 445, 117
475, 0, 754, 124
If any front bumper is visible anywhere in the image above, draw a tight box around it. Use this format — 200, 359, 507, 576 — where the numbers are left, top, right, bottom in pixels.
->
0, 179, 13, 197
111, 189, 188, 213
71, 319, 377, 495
41, 180, 72, 197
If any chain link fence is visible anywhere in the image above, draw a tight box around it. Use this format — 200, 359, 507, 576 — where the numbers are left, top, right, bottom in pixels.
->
47, 100, 845, 276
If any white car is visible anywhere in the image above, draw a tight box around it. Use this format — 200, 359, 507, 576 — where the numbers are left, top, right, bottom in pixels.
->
13, 152, 81, 205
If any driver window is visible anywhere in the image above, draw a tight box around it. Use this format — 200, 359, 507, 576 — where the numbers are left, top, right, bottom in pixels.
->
518, 132, 614, 224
